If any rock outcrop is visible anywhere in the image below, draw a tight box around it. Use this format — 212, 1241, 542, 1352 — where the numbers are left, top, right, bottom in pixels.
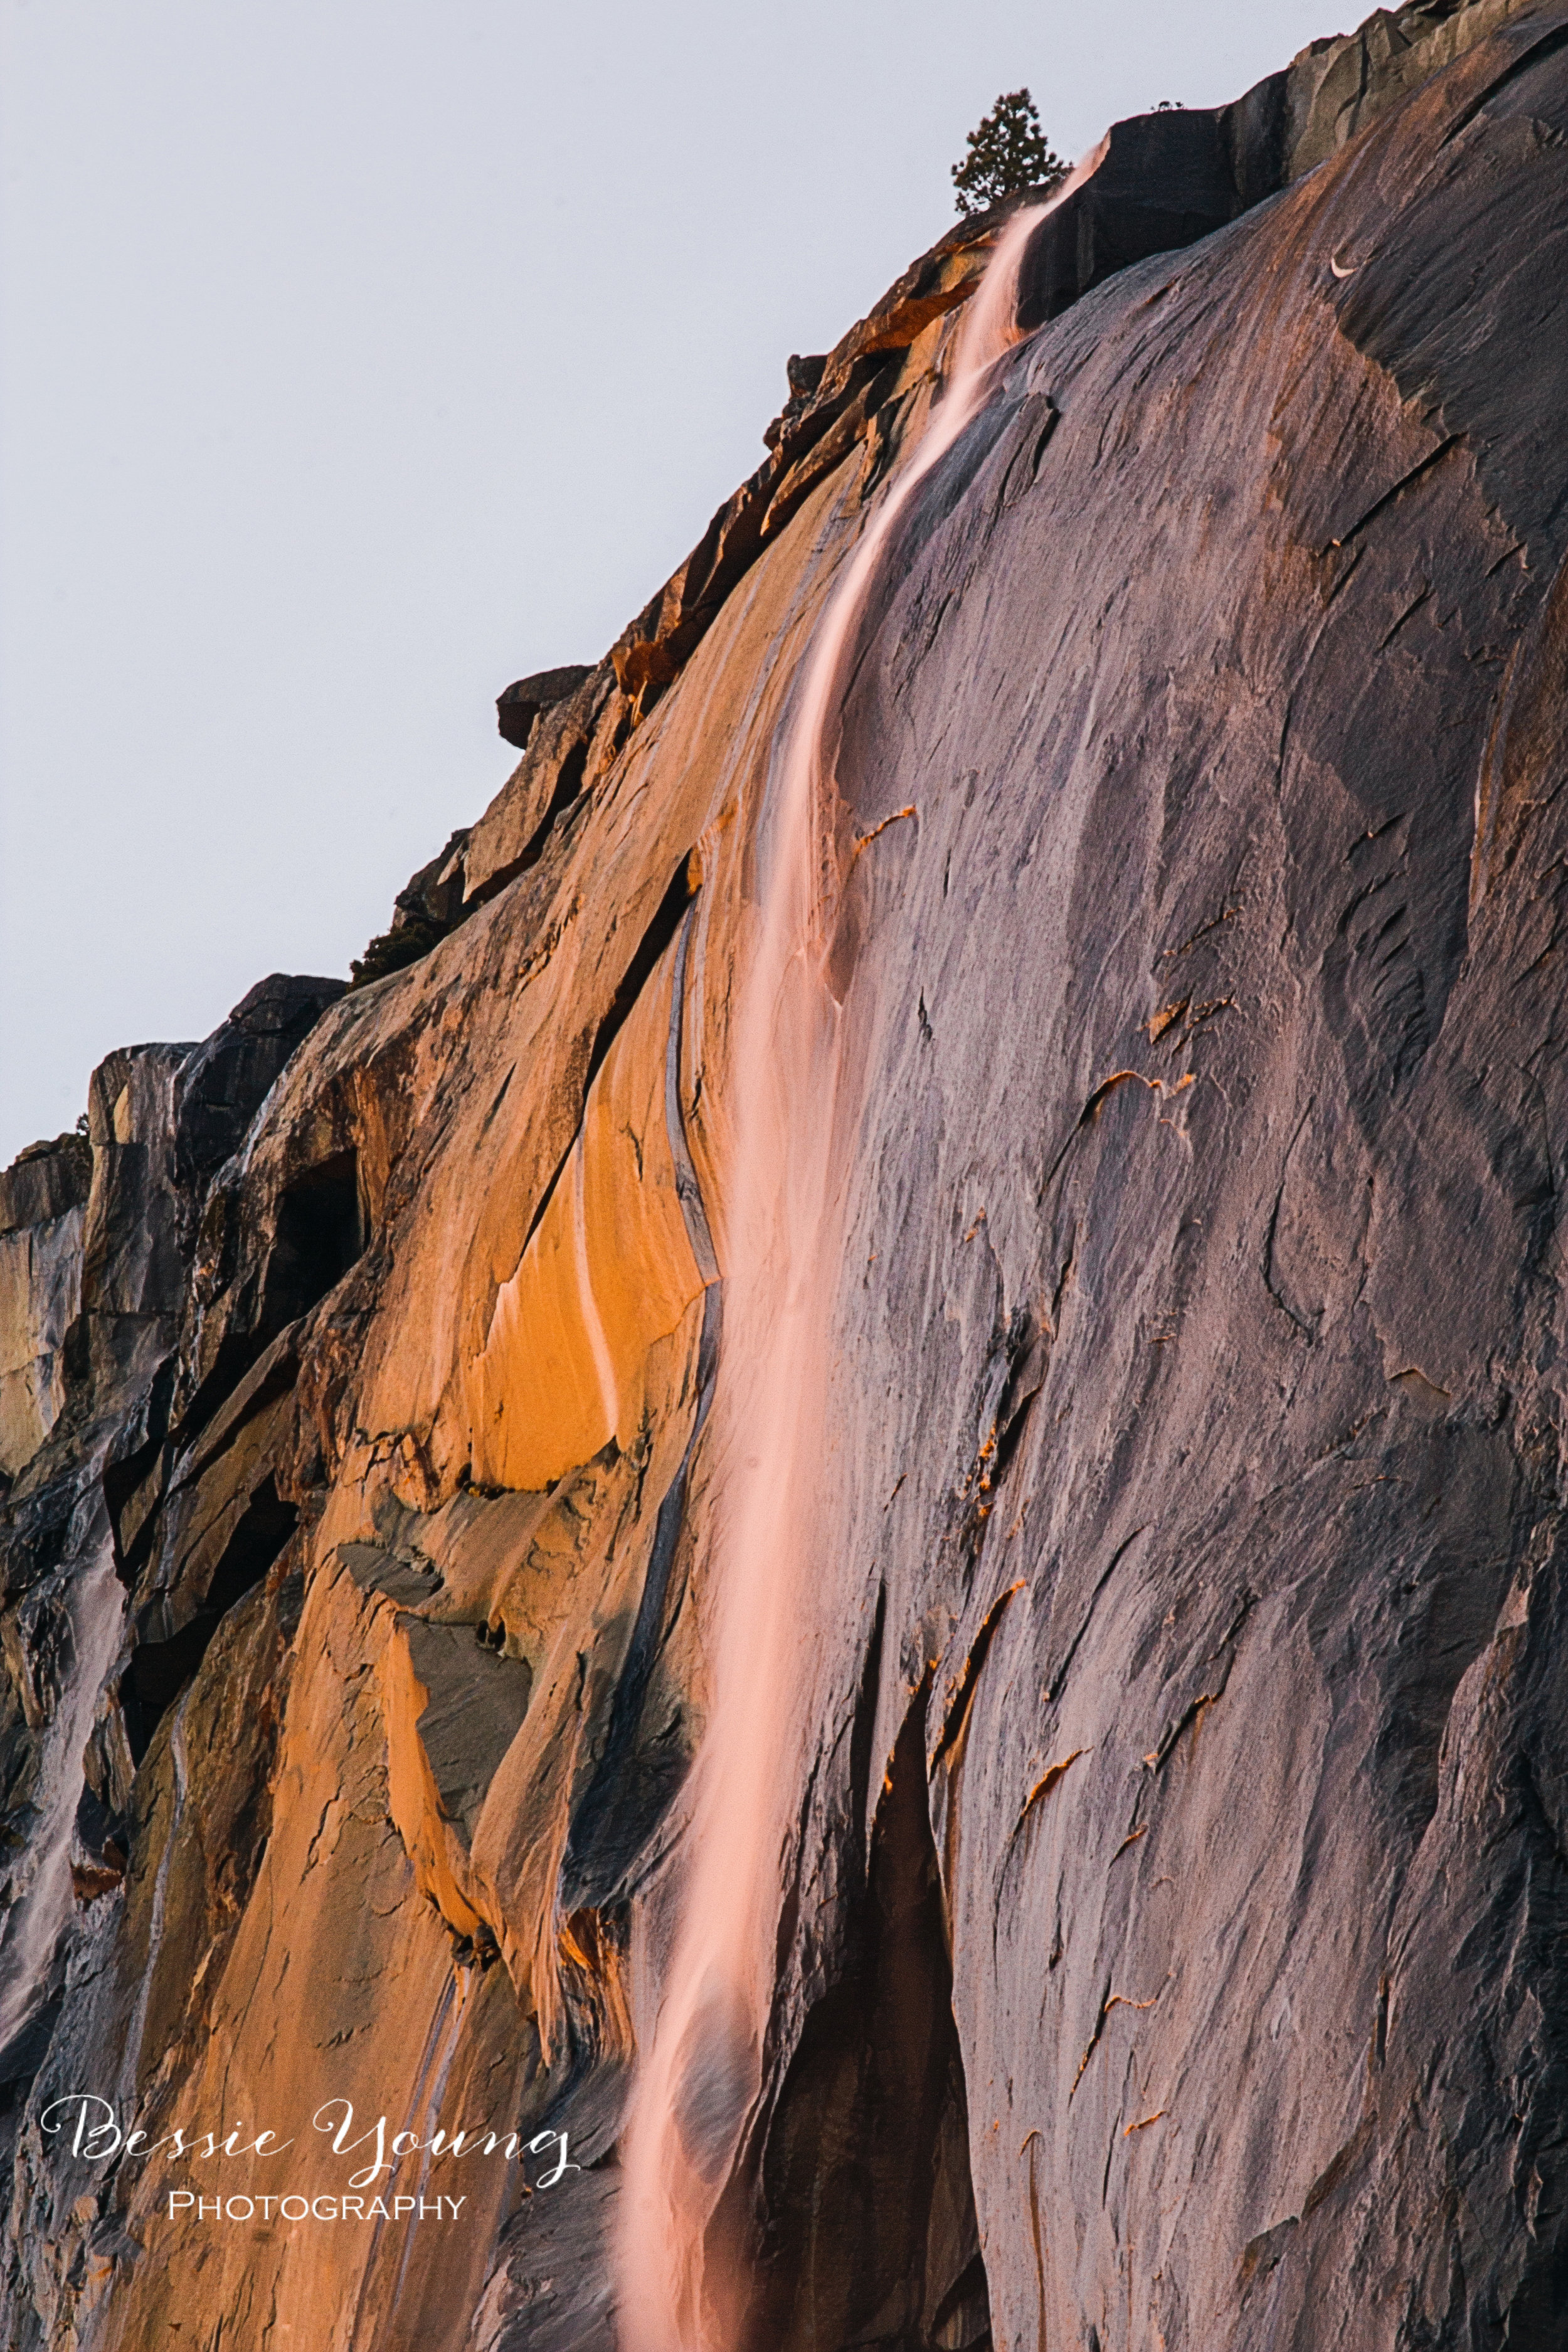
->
3, 1, 1567, 2344
497, 667, 595, 754
0, 1138, 90, 1485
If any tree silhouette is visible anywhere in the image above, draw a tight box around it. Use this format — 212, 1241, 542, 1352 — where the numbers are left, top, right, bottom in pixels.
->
951, 88, 1066, 216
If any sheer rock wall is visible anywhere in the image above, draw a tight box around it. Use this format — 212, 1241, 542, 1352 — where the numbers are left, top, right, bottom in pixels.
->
2, 3, 1567, 2344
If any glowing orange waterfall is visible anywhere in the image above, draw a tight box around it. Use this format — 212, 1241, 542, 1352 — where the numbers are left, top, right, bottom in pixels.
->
615, 170, 1094, 2350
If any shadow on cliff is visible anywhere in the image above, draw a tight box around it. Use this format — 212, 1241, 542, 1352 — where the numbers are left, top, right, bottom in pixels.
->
736, 1678, 992, 2352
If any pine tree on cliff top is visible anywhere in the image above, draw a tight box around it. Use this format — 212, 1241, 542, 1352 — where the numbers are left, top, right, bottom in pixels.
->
951, 88, 1066, 216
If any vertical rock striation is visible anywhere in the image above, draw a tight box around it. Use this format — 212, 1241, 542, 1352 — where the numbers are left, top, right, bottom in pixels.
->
2, 2, 1567, 2344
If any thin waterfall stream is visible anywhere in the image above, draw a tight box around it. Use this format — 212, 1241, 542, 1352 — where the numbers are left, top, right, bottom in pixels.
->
0, 1514, 124, 2068
615, 171, 1094, 2351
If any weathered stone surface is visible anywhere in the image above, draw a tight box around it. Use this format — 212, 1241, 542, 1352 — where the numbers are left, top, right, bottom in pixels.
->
347, 834, 472, 990
394, 825, 470, 930
0, 1139, 88, 1483
497, 664, 594, 751
1282, 0, 1549, 172
3, 3, 1567, 2344
172, 972, 346, 1198
462, 657, 621, 908
0, 1138, 91, 1242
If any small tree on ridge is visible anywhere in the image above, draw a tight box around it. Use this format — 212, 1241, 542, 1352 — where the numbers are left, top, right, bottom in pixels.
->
951, 88, 1066, 216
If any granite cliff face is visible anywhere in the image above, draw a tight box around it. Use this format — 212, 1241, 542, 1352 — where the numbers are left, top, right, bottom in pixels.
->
3, 2, 1568, 2344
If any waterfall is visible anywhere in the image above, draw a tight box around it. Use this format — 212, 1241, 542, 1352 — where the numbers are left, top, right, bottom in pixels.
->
0, 1508, 125, 2064
615, 167, 1094, 2351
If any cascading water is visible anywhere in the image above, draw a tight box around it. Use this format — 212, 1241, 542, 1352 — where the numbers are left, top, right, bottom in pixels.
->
615, 166, 1099, 2351
0, 1505, 125, 2064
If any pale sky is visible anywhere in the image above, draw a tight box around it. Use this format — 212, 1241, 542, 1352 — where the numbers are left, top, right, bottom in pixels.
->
1, 0, 1343, 1163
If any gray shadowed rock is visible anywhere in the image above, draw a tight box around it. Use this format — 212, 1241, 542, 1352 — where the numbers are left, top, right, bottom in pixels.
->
0, 1139, 92, 1242
393, 826, 471, 932
347, 832, 474, 992
171, 972, 346, 1197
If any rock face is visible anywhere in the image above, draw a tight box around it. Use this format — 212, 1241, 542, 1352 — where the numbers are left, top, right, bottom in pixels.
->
0, 1139, 90, 1483
497, 666, 595, 752
3, 1, 1567, 2344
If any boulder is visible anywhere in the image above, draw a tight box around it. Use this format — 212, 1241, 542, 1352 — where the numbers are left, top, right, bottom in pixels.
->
496, 663, 594, 751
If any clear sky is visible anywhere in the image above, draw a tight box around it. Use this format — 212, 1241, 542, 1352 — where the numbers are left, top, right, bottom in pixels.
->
1, 0, 1343, 1163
